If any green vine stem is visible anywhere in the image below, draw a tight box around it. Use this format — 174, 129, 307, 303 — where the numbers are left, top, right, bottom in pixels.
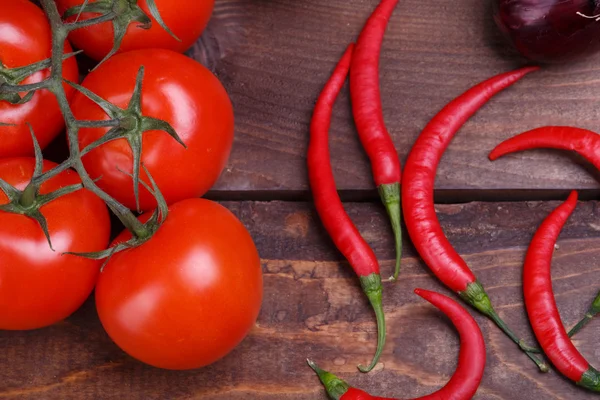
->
41, 0, 151, 239
0, 0, 183, 255
63, 0, 181, 67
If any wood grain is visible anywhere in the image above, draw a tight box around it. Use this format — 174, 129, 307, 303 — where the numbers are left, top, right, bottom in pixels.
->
189, 0, 600, 198
2, 199, 600, 399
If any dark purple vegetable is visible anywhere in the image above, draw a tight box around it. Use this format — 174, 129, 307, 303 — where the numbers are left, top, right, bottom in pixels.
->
493, 0, 600, 63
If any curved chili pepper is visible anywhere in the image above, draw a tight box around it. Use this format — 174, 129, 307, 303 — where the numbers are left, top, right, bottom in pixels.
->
402, 66, 548, 372
489, 126, 600, 169
308, 288, 486, 400
523, 191, 600, 391
308, 44, 386, 373
350, 0, 402, 281
490, 126, 600, 339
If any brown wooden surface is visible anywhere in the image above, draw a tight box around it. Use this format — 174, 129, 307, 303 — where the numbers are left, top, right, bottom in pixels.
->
198, 0, 600, 198
2, 200, 600, 399
5, 1, 600, 399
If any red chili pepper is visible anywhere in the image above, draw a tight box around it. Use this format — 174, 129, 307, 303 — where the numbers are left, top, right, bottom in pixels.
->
402, 66, 548, 372
350, 0, 402, 281
489, 126, 600, 169
308, 44, 386, 373
308, 288, 486, 400
523, 191, 600, 391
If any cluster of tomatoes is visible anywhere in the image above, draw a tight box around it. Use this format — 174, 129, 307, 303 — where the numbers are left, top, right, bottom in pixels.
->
0, 0, 263, 370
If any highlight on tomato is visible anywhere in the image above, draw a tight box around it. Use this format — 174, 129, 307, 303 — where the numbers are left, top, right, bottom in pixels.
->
70, 48, 234, 211
0, 158, 110, 331
0, 0, 79, 158
95, 198, 263, 370
55, 0, 215, 62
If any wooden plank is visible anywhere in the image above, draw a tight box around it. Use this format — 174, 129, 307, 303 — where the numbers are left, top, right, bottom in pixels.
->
190, 0, 600, 197
2, 199, 600, 399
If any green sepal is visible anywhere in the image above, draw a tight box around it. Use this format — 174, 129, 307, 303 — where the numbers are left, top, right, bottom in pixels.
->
63, 0, 111, 18
145, 0, 181, 42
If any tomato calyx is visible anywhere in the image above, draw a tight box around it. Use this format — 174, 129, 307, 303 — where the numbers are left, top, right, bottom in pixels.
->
0, 52, 81, 105
62, 0, 181, 66
0, 128, 84, 250
0, 60, 50, 105
68, 163, 169, 265
68, 65, 185, 211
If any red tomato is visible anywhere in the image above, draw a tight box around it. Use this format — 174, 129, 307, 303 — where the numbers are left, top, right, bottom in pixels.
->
95, 199, 262, 370
0, 158, 110, 330
71, 49, 234, 211
0, 0, 79, 158
55, 0, 215, 61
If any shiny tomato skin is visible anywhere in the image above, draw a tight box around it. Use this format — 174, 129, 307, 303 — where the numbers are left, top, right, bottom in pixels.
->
95, 199, 262, 370
55, 0, 215, 61
0, 0, 79, 158
71, 49, 234, 211
0, 158, 110, 330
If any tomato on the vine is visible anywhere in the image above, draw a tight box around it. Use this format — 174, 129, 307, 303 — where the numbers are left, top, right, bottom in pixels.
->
95, 198, 262, 370
71, 49, 234, 211
0, 158, 110, 330
55, 0, 215, 61
0, 0, 79, 158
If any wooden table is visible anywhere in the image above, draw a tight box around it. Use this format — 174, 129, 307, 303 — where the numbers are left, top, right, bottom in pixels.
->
3, 0, 600, 398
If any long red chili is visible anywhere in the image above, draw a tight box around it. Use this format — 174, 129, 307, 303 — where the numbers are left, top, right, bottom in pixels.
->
489, 126, 600, 169
401, 66, 548, 371
523, 191, 600, 391
489, 126, 600, 339
308, 288, 486, 400
351, 0, 402, 281
308, 44, 386, 373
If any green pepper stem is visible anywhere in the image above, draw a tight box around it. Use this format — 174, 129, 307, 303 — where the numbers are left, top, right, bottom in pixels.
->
378, 183, 402, 281
579, 366, 600, 392
460, 281, 548, 372
568, 290, 600, 337
486, 310, 548, 372
307, 360, 349, 400
568, 314, 594, 338
358, 273, 386, 373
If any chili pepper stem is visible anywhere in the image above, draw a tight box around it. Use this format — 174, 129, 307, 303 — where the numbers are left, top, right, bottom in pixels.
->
358, 273, 386, 373
568, 290, 600, 337
378, 183, 402, 281
459, 281, 548, 372
579, 366, 600, 391
307, 360, 349, 400
568, 314, 594, 337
